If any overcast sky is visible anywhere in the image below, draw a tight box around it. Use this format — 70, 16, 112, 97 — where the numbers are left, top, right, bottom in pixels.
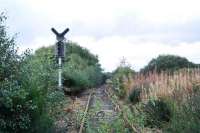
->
1, 0, 200, 72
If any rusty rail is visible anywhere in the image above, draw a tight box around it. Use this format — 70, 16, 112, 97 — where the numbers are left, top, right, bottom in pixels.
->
105, 88, 140, 133
78, 91, 93, 133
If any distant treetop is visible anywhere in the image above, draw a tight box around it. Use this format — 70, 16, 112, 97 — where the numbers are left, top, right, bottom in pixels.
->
140, 55, 199, 73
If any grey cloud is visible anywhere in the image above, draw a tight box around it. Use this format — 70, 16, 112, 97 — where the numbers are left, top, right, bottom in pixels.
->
2, 0, 200, 47
69, 15, 200, 44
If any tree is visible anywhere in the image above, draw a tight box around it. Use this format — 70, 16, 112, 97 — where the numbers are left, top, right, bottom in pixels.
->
0, 13, 57, 133
62, 42, 104, 92
32, 42, 104, 93
141, 55, 198, 73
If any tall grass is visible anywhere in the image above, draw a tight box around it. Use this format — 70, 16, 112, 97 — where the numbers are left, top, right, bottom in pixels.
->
109, 68, 200, 131
129, 68, 200, 103
124, 68, 200, 131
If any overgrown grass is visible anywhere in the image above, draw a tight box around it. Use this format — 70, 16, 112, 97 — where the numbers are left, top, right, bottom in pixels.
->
110, 68, 200, 132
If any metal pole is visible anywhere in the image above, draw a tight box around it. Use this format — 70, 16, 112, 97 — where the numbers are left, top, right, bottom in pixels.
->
58, 57, 62, 88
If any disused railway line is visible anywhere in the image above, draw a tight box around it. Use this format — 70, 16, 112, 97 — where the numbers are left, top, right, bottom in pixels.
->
65, 86, 139, 133
78, 91, 93, 133
74, 87, 117, 133
105, 88, 140, 133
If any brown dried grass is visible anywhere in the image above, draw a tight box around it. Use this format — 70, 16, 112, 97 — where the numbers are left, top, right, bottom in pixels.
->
128, 68, 200, 103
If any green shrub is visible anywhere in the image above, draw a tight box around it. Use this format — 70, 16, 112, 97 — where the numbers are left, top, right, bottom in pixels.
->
112, 77, 126, 98
165, 87, 200, 132
102, 72, 112, 84
63, 67, 90, 91
34, 43, 103, 93
112, 65, 135, 98
143, 99, 171, 128
62, 44, 103, 92
0, 13, 63, 132
129, 88, 141, 104
141, 55, 199, 73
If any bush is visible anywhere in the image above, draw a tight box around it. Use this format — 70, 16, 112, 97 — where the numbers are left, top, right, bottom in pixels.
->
129, 88, 141, 104
112, 65, 135, 98
63, 67, 90, 91
165, 87, 200, 132
143, 99, 171, 128
111, 77, 125, 98
62, 43, 103, 92
0, 13, 63, 132
34, 42, 103, 93
141, 55, 198, 73
0, 80, 36, 132
102, 72, 112, 84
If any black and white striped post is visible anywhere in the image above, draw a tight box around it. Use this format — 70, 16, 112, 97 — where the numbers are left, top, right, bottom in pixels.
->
51, 28, 69, 89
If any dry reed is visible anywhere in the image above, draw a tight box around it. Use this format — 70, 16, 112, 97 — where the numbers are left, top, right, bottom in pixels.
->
128, 68, 200, 103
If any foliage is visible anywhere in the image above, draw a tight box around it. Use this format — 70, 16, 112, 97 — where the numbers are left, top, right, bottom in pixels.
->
165, 87, 200, 132
63, 42, 103, 92
141, 55, 198, 73
24, 46, 67, 122
143, 99, 171, 128
112, 63, 135, 98
0, 13, 20, 82
129, 88, 141, 104
65, 42, 99, 66
0, 13, 66, 133
102, 72, 112, 84
125, 69, 200, 131
0, 13, 33, 132
29, 42, 103, 93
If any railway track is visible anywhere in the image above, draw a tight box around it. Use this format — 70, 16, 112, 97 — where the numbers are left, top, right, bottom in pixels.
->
62, 86, 139, 133
63, 86, 117, 133
105, 88, 140, 133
